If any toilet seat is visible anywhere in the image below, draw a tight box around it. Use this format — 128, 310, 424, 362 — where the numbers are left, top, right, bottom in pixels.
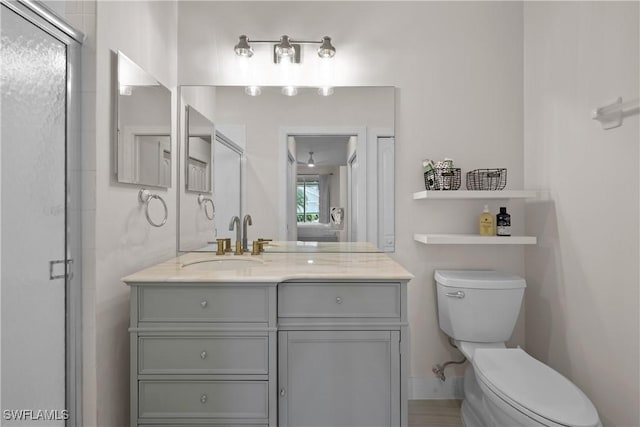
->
473, 348, 600, 427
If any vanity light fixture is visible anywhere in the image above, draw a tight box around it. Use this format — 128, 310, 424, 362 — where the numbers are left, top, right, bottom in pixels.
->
281, 86, 298, 97
234, 35, 253, 57
307, 151, 315, 167
234, 34, 336, 64
245, 85, 262, 96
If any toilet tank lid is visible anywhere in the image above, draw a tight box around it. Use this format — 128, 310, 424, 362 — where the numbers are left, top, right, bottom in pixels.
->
434, 270, 526, 289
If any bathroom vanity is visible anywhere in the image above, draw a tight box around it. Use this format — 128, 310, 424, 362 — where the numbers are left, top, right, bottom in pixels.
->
124, 244, 412, 427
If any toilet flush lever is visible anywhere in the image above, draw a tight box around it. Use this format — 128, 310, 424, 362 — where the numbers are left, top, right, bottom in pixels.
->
446, 291, 465, 299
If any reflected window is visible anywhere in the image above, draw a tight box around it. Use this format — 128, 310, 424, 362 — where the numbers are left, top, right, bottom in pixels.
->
297, 181, 319, 223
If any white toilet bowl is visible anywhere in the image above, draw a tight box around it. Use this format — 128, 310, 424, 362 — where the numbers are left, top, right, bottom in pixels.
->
470, 347, 601, 427
434, 270, 602, 427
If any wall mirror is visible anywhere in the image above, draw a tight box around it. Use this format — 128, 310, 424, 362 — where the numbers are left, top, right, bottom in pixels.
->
177, 86, 395, 253
185, 105, 213, 193
115, 51, 172, 187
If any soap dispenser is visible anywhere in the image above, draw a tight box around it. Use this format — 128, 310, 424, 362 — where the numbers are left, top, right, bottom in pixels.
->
479, 205, 495, 236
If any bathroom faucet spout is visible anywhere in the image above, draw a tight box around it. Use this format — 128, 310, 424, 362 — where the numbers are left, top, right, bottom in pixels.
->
242, 214, 253, 251
229, 216, 242, 253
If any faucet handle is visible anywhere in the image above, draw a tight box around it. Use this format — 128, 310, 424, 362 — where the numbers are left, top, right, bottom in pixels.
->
216, 239, 226, 256
224, 238, 232, 252
251, 241, 265, 256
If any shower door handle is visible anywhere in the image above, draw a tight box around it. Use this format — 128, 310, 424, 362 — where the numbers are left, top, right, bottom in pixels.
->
49, 259, 73, 280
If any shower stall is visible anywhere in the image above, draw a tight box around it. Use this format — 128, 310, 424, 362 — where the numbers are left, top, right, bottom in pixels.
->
1, 1, 83, 425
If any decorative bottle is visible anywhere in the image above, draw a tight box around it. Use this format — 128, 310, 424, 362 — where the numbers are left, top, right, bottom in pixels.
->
479, 205, 495, 236
496, 207, 511, 236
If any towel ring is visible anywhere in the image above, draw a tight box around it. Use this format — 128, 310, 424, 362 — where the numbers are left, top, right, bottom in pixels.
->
197, 194, 215, 220
138, 189, 168, 227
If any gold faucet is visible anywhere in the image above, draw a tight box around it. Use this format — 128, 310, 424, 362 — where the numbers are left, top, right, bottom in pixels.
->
251, 241, 265, 256
228, 216, 242, 255
216, 239, 226, 255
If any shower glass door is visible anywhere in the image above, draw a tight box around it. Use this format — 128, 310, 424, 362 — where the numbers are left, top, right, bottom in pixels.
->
1, 4, 68, 424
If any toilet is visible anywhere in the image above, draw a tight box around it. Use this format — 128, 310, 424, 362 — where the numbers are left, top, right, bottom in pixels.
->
435, 270, 601, 427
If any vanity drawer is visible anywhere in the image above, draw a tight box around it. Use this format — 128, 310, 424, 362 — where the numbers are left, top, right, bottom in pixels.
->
138, 286, 269, 323
278, 283, 400, 318
139, 336, 268, 375
139, 380, 268, 419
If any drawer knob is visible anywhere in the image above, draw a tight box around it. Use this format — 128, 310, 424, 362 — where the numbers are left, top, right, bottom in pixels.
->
200, 351, 207, 359
335, 297, 343, 304
200, 300, 208, 308
200, 394, 208, 403
280, 388, 286, 397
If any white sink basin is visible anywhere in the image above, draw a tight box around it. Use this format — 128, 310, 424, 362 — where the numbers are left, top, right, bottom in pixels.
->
181, 257, 264, 271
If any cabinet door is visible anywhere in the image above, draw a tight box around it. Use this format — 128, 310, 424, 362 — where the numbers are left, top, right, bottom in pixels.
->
278, 330, 399, 427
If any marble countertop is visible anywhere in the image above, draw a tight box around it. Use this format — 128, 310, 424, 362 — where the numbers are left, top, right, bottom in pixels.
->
195, 240, 383, 253
122, 246, 414, 284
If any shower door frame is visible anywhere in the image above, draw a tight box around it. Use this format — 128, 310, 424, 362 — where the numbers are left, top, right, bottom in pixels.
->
0, 1, 84, 425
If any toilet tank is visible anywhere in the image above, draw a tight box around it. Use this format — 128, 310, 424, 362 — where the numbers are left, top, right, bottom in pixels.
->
435, 270, 526, 343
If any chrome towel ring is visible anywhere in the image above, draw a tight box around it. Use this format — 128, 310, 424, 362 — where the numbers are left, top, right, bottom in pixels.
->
197, 194, 215, 220
138, 188, 168, 227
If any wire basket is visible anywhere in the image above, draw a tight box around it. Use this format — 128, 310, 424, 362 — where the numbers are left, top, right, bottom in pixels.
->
466, 168, 507, 190
424, 168, 461, 191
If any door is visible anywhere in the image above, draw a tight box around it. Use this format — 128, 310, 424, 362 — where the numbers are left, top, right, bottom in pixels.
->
1, 3, 78, 425
278, 330, 400, 427
213, 132, 243, 239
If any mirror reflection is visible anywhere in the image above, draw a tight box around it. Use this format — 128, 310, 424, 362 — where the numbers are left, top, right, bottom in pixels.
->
116, 51, 172, 188
186, 105, 213, 193
178, 86, 395, 253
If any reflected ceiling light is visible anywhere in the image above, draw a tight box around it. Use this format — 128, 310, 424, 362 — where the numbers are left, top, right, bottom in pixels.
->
234, 34, 336, 64
281, 86, 298, 97
245, 85, 261, 96
318, 86, 334, 96
234, 35, 253, 57
307, 152, 315, 167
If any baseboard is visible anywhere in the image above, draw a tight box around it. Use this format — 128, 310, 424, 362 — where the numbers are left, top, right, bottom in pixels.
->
409, 376, 464, 400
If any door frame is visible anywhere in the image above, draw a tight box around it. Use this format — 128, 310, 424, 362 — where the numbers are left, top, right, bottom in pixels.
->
279, 126, 367, 241
0, 1, 84, 425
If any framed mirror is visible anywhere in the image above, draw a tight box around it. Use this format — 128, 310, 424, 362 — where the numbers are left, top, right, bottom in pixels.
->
185, 105, 213, 193
115, 51, 171, 187
177, 86, 394, 253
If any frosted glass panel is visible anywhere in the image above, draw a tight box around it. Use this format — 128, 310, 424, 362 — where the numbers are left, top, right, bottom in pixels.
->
1, 6, 67, 425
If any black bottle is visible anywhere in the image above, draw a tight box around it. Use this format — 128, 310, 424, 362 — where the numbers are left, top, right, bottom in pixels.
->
496, 207, 511, 236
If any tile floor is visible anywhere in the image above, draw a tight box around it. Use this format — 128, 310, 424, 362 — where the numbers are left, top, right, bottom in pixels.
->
408, 400, 464, 427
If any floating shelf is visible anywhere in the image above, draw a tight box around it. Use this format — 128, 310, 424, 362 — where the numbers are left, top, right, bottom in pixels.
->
414, 233, 537, 245
413, 190, 538, 200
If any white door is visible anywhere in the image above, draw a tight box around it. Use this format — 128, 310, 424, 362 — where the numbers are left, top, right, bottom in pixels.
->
213, 133, 242, 239
1, 5, 68, 425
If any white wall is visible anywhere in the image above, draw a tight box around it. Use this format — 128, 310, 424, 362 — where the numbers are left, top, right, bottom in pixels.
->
90, 2, 178, 426
523, 3, 639, 426
178, 1, 525, 397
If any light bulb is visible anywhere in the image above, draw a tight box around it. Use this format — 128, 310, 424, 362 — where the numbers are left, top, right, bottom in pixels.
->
245, 86, 261, 96
281, 86, 298, 97
318, 87, 334, 96
234, 35, 253, 57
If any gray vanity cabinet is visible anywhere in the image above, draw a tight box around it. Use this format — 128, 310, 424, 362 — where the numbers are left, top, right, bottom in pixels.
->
277, 281, 407, 427
128, 279, 408, 427
278, 330, 400, 427
128, 282, 277, 427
